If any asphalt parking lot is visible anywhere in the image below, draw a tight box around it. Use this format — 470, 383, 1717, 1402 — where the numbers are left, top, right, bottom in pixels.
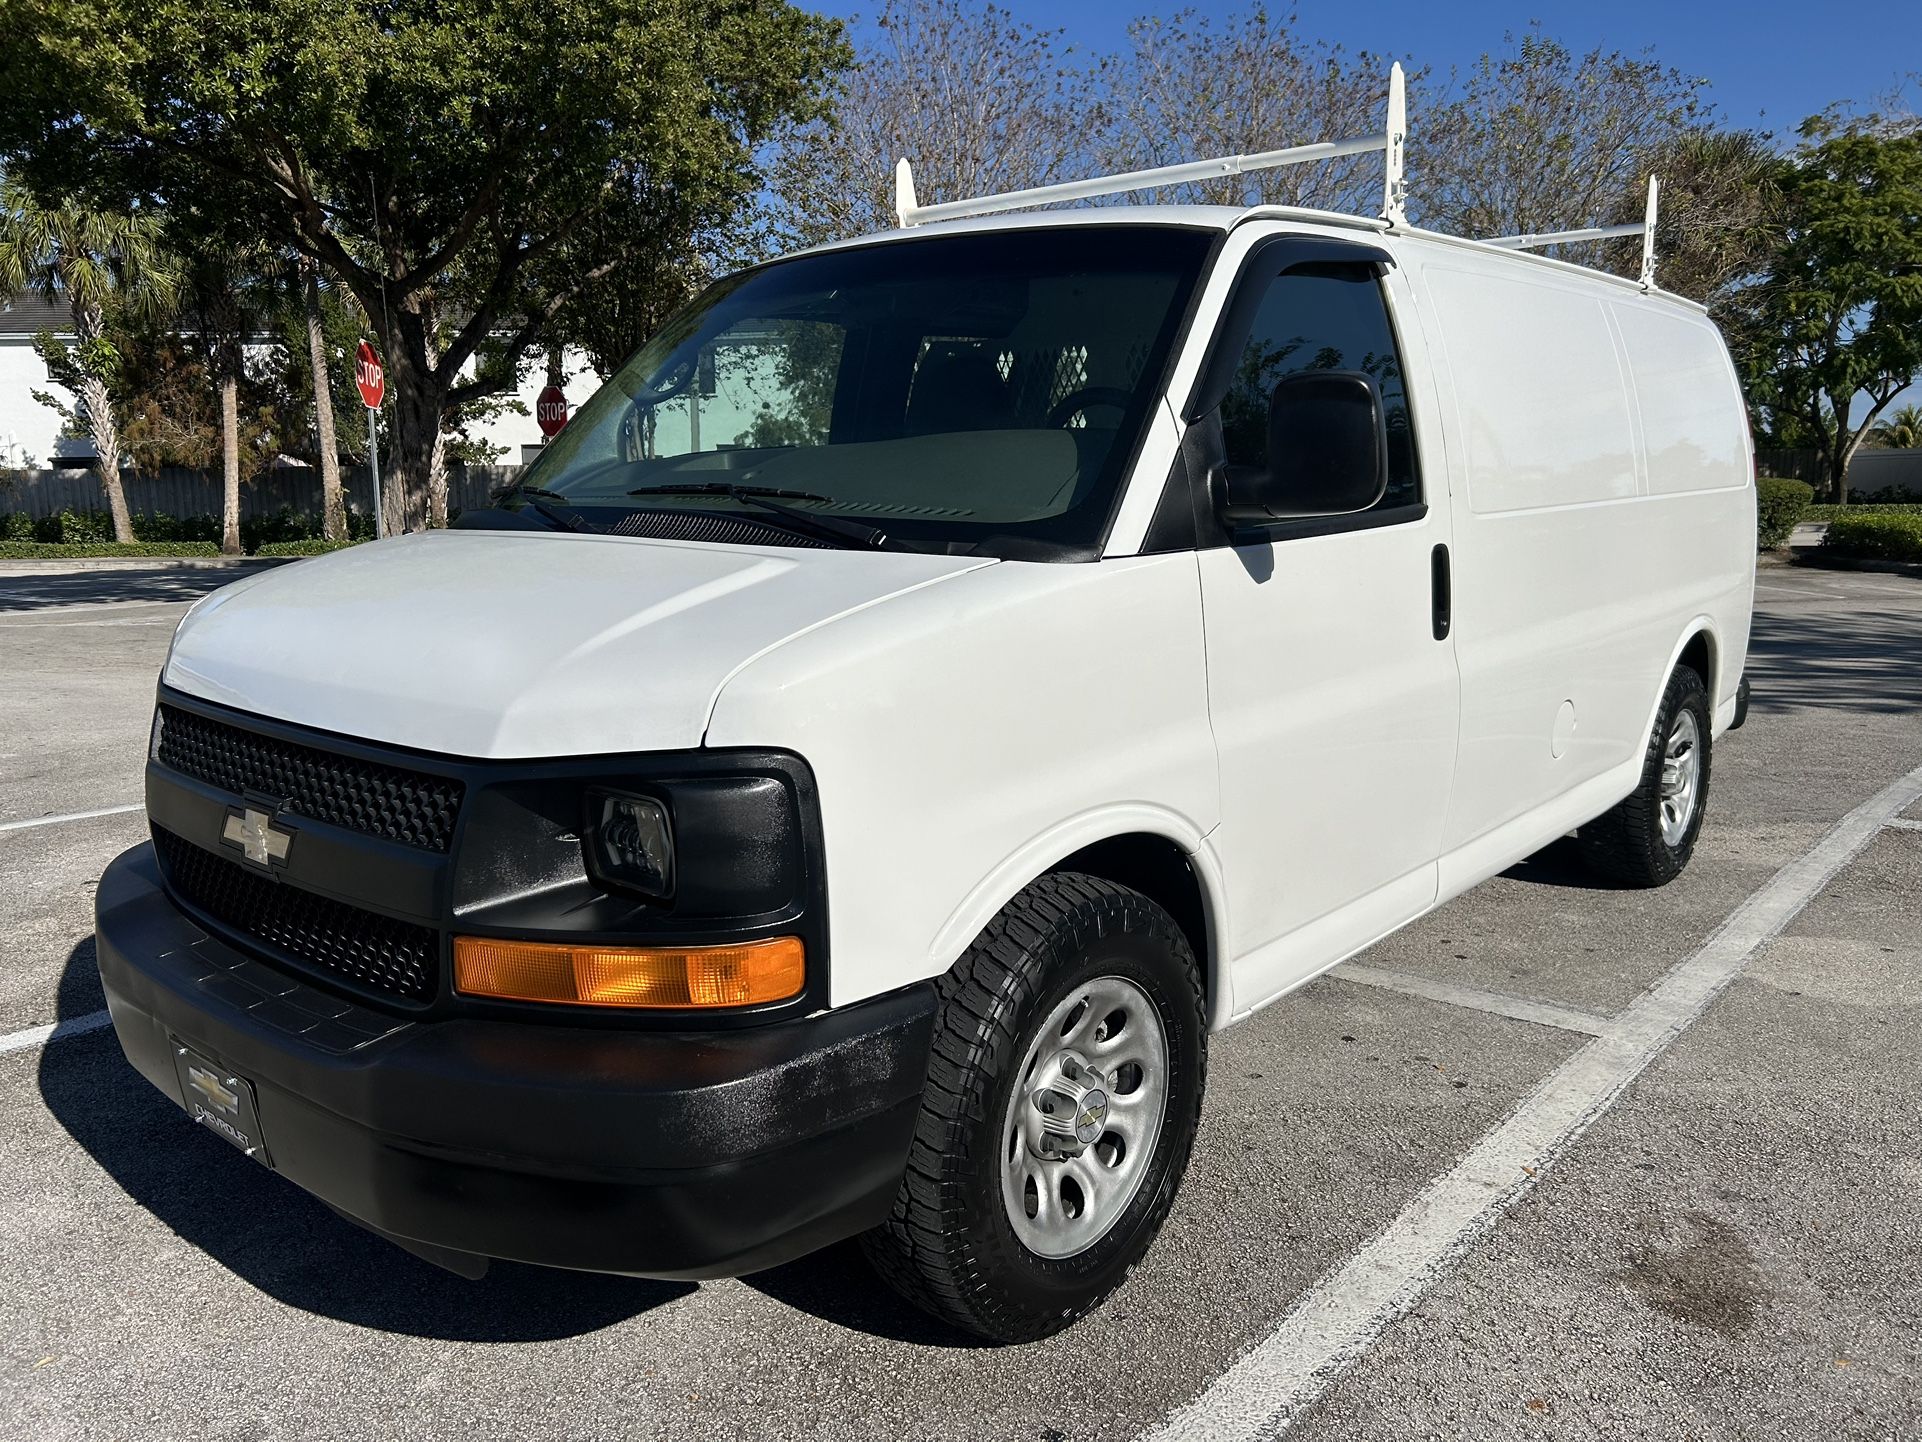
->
3, 556, 1919, 1441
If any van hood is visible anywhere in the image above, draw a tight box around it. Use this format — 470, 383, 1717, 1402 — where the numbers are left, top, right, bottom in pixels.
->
163, 530, 993, 758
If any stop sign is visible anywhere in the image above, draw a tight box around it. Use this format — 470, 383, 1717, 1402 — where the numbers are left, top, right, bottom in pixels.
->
355, 341, 385, 409
536, 384, 569, 437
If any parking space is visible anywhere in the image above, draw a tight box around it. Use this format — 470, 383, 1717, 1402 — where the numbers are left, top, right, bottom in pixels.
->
3, 560, 1919, 1440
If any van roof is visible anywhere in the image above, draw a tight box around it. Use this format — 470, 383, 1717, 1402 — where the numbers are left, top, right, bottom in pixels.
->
798, 203, 1709, 315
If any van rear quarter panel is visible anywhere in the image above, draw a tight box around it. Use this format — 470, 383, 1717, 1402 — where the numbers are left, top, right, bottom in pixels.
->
1407, 246, 1754, 860
703, 554, 1222, 1012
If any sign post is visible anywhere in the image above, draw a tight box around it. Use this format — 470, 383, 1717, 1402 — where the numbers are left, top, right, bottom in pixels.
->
536, 384, 569, 440
355, 340, 387, 538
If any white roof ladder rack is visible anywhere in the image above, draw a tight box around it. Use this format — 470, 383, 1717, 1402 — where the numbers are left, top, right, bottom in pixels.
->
1483, 176, 1662, 290
894, 62, 1411, 229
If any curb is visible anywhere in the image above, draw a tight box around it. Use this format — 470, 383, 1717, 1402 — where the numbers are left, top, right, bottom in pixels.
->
1791, 551, 1922, 579
0, 556, 295, 577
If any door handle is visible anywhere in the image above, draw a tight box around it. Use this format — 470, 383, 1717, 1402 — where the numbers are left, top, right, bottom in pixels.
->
1431, 543, 1451, 641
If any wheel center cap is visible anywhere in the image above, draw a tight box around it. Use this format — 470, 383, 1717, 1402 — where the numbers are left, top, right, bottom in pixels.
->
1029, 1050, 1109, 1156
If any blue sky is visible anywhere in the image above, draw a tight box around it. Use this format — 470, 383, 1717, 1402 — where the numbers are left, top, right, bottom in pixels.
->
831, 1, 1922, 138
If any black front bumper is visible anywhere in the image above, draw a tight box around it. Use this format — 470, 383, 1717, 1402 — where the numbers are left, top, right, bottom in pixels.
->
94, 843, 935, 1279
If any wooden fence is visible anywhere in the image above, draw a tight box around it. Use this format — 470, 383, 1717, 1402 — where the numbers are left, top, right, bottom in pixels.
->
0, 464, 523, 521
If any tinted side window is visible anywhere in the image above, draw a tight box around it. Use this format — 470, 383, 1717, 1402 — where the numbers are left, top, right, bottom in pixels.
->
1221, 266, 1419, 510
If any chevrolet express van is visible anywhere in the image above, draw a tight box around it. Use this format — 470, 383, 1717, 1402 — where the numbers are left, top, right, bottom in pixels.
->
95, 179, 1755, 1341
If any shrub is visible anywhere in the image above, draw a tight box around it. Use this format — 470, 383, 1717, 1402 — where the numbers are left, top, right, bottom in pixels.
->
0, 541, 222, 559
1803, 502, 1922, 523
1756, 477, 1815, 549
1821, 512, 1922, 564
253, 538, 365, 557
1, 512, 33, 541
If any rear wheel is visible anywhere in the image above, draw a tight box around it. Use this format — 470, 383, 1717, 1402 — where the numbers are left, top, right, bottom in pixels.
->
1579, 663, 1712, 886
862, 873, 1205, 1342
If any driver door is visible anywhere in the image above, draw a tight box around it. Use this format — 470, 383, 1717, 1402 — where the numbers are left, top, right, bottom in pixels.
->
1196, 253, 1460, 1010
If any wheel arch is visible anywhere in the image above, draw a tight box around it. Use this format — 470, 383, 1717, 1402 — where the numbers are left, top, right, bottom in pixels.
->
1639, 616, 1720, 748
926, 809, 1232, 1029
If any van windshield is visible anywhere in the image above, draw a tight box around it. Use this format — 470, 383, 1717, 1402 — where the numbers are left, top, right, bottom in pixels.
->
515, 226, 1214, 557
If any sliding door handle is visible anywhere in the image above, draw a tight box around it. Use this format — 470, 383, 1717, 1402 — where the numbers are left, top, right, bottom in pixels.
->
1431, 543, 1451, 641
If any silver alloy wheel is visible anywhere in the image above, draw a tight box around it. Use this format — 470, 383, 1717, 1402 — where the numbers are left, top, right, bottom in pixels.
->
1000, 974, 1169, 1260
1659, 707, 1702, 847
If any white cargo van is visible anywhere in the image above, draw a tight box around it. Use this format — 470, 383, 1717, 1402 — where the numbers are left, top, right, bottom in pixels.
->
95, 72, 1755, 1342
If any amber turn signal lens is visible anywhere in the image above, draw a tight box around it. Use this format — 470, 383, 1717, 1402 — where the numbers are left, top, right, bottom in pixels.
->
453, 935, 804, 1009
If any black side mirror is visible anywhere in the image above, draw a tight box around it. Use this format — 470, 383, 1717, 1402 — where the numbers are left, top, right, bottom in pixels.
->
1216, 370, 1388, 525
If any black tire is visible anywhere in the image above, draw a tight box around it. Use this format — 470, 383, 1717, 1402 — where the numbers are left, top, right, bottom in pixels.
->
1579, 664, 1712, 887
862, 872, 1206, 1342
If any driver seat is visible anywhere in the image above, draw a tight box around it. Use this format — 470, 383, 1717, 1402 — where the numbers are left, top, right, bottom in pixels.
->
905, 344, 1013, 435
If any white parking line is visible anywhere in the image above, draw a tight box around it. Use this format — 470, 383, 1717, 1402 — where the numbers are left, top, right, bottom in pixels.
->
0, 1009, 112, 1058
1333, 963, 1610, 1037
0, 803, 144, 834
1148, 760, 1922, 1442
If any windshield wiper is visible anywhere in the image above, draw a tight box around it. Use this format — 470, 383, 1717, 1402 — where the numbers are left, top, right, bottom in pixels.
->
525, 498, 602, 534
626, 482, 905, 551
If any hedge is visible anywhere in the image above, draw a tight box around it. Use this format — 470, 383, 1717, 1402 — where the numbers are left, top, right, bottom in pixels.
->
1803, 503, 1922, 522
0, 507, 378, 551
1820, 512, 1922, 564
0, 541, 222, 559
1756, 477, 1815, 550
253, 539, 366, 557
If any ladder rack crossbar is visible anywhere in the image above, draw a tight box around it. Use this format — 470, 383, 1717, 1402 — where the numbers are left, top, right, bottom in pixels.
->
1482, 222, 1646, 250
886, 65, 1662, 294
896, 136, 1388, 228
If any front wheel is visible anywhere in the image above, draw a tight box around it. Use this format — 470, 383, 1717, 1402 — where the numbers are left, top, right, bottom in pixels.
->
862, 873, 1206, 1342
1579, 663, 1712, 886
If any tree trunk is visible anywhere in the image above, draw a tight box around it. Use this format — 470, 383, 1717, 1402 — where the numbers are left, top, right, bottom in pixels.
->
380, 306, 450, 536
219, 368, 241, 556
1828, 392, 1853, 506
73, 300, 134, 543
302, 260, 347, 542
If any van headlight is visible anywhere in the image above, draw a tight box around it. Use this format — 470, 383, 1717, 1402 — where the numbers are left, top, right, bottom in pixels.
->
585, 790, 675, 900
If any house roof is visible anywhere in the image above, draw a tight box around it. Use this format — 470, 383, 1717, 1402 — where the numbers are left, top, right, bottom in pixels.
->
0, 292, 72, 338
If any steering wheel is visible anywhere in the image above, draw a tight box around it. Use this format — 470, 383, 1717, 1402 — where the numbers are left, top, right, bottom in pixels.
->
1045, 386, 1135, 429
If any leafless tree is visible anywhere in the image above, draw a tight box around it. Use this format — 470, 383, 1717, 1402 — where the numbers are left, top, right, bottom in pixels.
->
1097, 8, 1412, 212
1413, 28, 1712, 256
766, 0, 1104, 247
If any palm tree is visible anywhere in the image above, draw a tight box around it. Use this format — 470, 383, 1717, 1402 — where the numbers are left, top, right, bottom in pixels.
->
298, 256, 348, 541
179, 242, 278, 555
0, 175, 176, 542
1871, 403, 1922, 450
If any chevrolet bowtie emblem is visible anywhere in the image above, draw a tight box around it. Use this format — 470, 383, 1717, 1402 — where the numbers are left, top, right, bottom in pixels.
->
185, 1063, 240, 1113
221, 806, 293, 870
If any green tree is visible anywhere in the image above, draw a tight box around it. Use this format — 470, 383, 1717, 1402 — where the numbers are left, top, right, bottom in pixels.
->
0, 174, 175, 541
6, 0, 845, 529
1728, 117, 1922, 501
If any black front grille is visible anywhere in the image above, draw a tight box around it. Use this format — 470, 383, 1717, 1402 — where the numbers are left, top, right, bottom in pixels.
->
156, 703, 464, 852
155, 829, 439, 1003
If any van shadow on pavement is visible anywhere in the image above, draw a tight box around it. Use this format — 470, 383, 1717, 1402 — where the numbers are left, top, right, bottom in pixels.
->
38, 938, 689, 1341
